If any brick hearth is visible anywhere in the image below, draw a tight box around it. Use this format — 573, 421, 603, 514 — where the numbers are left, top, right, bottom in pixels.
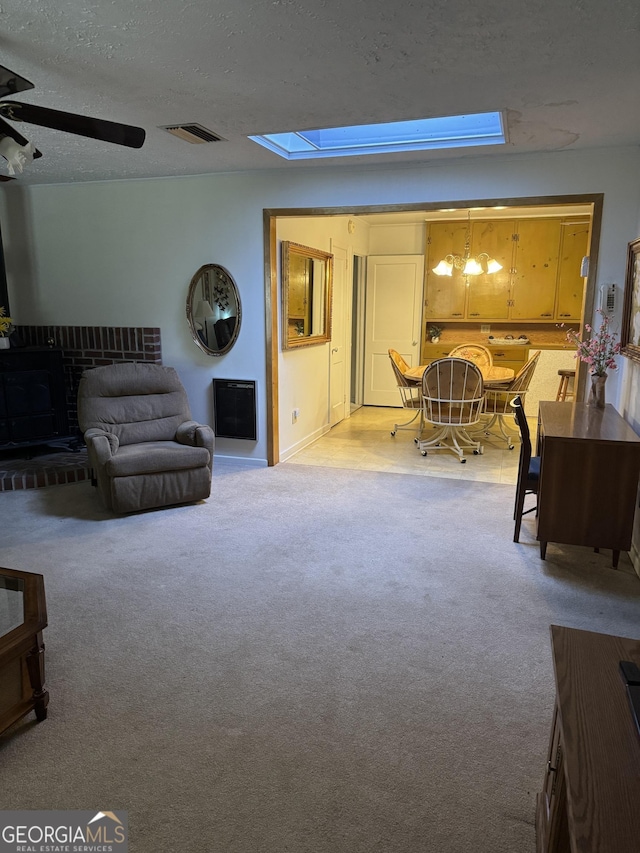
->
0, 448, 92, 491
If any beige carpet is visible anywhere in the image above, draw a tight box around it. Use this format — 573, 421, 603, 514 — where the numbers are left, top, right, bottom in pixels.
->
1, 460, 639, 853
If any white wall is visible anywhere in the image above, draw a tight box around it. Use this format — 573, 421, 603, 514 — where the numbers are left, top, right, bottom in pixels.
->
276, 215, 369, 458
526, 349, 577, 413
2, 146, 640, 464
368, 223, 425, 255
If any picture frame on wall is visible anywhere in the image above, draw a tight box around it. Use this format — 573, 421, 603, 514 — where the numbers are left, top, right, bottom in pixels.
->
621, 236, 640, 364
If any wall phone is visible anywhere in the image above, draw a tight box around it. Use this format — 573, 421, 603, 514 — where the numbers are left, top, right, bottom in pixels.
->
599, 283, 617, 315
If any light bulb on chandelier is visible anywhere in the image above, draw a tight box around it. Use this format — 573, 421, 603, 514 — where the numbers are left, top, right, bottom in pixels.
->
432, 211, 502, 282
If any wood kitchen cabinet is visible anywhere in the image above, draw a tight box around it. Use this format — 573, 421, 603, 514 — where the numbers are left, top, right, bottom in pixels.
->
420, 341, 528, 373
466, 219, 513, 320
424, 221, 468, 319
287, 254, 311, 316
556, 220, 590, 320
424, 216, 589, 324
510, 219, 562, 320
487, 344, 529, 374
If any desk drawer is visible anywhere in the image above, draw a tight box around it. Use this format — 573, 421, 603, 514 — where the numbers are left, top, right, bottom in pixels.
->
489, 346, 528, 362
490, 347, 528, 375
421, 344, 453, 362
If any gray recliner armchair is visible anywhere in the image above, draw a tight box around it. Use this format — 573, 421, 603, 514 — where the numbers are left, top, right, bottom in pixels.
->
77, 362, 214, 513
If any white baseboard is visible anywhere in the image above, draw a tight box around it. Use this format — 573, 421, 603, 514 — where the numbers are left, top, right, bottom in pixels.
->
280, 424, 331, 461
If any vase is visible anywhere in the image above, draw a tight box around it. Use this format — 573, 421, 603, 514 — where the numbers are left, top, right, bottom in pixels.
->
589, 373, 607, 409
0, 337, 9, 350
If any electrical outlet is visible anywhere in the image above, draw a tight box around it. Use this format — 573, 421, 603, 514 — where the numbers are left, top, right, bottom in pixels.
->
292, 408, 300, 423
481, 324, 491, 334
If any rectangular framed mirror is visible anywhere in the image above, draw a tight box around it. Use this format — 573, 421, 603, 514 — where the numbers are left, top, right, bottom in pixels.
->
281, 241, 333, 349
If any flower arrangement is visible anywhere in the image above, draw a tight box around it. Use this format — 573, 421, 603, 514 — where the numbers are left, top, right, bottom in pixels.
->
428, 324, 443, 341
565, 309, 621, 376
0, 306, 12, 337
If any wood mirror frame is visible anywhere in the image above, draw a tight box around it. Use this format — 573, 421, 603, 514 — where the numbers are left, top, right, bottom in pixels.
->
186, 263, 241, 356
281, 241, 333, 350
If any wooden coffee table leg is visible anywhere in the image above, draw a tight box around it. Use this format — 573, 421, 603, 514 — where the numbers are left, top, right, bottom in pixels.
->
26, 631, 49, 722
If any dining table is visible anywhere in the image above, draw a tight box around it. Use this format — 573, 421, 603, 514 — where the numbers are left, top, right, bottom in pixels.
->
403, 363, 515, 388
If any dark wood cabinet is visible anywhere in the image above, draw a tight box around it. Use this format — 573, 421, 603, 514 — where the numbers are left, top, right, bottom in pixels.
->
536, 401, 640, 567
0, 346, 70, 450
0, 566, 49, 735
536, 625, 640, 853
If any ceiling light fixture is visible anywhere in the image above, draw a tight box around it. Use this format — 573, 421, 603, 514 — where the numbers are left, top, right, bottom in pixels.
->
0, 133, 35, 175
432, 210, 503, 282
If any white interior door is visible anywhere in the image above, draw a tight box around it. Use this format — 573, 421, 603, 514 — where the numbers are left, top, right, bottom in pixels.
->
330, 243, 348, 426
363, 254, 424, 406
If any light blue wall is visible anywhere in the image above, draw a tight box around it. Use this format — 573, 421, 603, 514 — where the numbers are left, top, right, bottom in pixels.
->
2, 146, 640, 463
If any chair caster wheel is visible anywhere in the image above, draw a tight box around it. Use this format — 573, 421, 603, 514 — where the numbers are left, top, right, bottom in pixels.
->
414, 437, 419, 444
508, 443, 515, 450
421, 450, 427, 457
473, 449, 480, 455
390, 430, 396, 436
460, 458, 467, 463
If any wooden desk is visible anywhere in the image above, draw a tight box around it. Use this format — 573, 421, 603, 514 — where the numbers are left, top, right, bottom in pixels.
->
536, 625, 640, 853
537, 402, 640, 567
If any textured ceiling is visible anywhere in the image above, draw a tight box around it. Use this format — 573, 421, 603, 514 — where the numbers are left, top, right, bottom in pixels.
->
1, 0, 639, 185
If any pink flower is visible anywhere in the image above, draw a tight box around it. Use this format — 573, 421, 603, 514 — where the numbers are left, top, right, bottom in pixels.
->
566, 310, 620, 376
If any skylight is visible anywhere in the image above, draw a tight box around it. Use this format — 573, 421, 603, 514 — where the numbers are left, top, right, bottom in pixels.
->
249, 112, 506, 160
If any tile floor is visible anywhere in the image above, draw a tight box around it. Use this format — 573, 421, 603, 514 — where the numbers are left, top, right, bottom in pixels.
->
287, 405, 535, 484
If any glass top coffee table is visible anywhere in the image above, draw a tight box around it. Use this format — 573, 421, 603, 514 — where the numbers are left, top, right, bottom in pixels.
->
0, 567, 49, 735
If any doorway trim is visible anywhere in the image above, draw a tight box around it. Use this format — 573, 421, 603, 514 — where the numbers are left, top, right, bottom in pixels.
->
264, 193, 604, 466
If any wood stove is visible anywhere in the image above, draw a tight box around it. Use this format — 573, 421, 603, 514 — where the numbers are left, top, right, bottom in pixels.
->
0, 346, 73, 451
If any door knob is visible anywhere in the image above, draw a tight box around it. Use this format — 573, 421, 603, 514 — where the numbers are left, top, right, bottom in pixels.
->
412, 341, 418, 346
332, 347, 339, 353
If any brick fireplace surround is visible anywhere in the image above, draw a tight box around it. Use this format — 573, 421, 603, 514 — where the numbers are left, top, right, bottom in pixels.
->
0, 325, 162, 492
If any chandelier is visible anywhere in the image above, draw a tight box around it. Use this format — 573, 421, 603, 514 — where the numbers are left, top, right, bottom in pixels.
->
432, 211, 502, 280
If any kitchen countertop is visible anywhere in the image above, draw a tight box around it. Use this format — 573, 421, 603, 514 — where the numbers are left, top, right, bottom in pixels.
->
427, 325, 578, 351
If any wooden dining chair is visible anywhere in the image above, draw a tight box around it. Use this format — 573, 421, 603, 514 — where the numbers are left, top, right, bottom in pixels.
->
447, 343, 494, 368
480, 351, 541, 448
418, 358, 485, 462
387, 349, 424, 436
510, 394, 540, 542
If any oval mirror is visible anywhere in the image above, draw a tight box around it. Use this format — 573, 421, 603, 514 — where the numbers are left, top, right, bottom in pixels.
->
186, 264, 241, 356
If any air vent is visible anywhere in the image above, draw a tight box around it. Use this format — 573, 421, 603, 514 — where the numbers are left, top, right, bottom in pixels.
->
161, 124, 225, 144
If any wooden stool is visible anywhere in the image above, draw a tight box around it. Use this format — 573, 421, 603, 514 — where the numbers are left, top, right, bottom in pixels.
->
556, 368, 575, 401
